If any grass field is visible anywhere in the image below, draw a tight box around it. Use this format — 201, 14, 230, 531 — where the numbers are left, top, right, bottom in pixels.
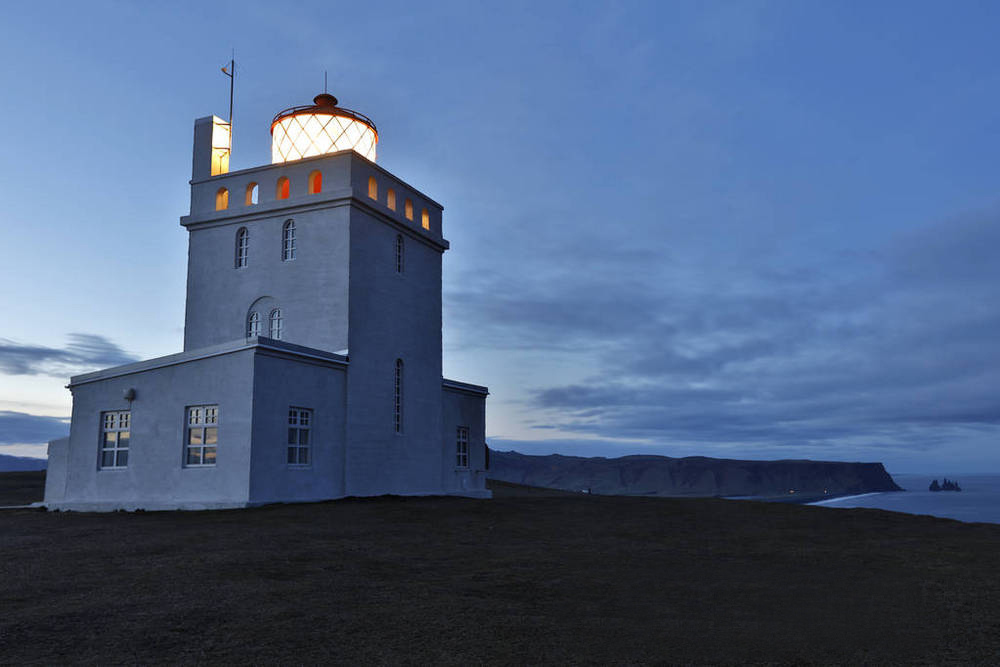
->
2, 472, 999, 664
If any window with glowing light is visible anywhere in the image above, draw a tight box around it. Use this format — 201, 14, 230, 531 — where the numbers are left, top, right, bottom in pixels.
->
394, 359, 403, 434
404, 199, 413, 221
185, 405, 218, 467
368, 176, 378, 200
387, 188, 396, 211
215, 187, 229, 211
247, 311, 260, 337
269, 308, 283, 340
235, 227, 248, 268
308, 170, 322, 195
395, 234, 404, 273
99, 411, 130, 469
421, 208, 430, 230
245, 182, 258, 206
276, 176, 290, 200
456, 426, 470, 468
287, 407, 312, 466
282, 220, 296, 261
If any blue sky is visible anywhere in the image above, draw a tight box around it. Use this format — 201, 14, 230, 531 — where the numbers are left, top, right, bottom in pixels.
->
1, 1, 999, 472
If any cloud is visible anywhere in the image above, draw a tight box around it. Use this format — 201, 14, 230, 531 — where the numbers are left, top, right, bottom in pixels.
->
0, 411, 70, 445
0, 334, 137, 377
450, 207, 1000, 460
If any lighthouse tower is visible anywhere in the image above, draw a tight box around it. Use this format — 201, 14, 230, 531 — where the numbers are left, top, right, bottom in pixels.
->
44, 92, 489, 510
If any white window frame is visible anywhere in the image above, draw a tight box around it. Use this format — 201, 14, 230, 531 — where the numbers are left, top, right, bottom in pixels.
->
395, 234, 404, 273
99, 410, 131, 469
456, 426, 470, 469
282, 220, 296, 261
269, 308, 283, 340
185, 405, 218, 467
235, 227, 249, 268
287, 407, 312, 466
247, 310, 260, 337
394, 359, 403, 434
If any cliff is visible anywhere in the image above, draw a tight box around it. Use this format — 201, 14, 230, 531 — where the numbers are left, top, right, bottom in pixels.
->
487, 450, 902, 499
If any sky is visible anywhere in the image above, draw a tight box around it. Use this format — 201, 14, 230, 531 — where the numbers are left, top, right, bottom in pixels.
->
1, 0, 998, 472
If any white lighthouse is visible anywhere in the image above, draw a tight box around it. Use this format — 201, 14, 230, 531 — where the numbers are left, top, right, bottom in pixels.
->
44, 91, 490, 510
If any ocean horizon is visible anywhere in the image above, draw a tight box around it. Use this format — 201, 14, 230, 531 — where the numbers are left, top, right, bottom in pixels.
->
810, 473, 1000, 525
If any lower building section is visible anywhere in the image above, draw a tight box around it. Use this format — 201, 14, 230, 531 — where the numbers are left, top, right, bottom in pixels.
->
44, 338, 489, 511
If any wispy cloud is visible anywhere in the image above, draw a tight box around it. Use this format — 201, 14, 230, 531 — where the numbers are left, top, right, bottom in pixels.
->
0, 411, 70, 445
0, 334, 137, 377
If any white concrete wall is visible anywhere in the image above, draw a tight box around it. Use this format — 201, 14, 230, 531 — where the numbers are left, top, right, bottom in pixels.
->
441, 384, 489, 496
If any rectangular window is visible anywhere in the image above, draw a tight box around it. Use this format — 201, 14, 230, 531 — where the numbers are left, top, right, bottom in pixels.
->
99, 410, 131, 469
185, 405, 218, 467
287, 407, 312, 465
456, 426, 470, 468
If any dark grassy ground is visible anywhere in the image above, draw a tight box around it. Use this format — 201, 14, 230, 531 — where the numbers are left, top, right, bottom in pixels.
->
0, 470, 45, 505
2, 473, 1000, 665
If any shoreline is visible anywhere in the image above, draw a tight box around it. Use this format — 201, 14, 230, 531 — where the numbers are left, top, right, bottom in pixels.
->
808, 492, 887, 506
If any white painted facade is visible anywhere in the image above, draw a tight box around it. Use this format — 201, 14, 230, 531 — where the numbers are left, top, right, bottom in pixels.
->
45, 99, 489, 511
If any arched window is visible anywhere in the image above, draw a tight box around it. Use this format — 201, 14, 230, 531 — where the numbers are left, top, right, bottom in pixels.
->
245, 182, 258, 206
368, 176, 378, 200
387, 188, 396, 211
276, 176, 290, 200
247, 311, 260, 337
395, 234, 404, 273
308, 170, 322, 194
282, 220, 296, 261
269, 308, 283, 340
394, 358, 403, 433
215, 187, 229, 211
421, 208, 430, 230
404, 199, 413, 221
235, 227, 248, 268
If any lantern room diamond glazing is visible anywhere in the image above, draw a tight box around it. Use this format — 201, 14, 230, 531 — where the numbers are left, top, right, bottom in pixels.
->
271, 113, 378, 164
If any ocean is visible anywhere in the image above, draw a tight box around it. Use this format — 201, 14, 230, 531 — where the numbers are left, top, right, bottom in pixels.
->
810, 473, 1000, 525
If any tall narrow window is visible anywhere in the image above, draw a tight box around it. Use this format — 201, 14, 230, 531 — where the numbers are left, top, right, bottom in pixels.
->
269, 308, 283, 339
282, 220, 296, 261
456, 426, 470, 468
387, 188, 396, 211
394, 359, 403, 434
308, 170, 322, 194
245, 182, 258, 206
276, 176, 290, 200
247, 311, 260, 337
235, 227, 248, 268
368, 176, 378, 200
395, 234, 404, 273
99, 410, 130, 469
421, 208, 430, 230
185, 405, 218, 467
404, 199, 413, 221
287, 407, 312, 465
215, 187, 229, 211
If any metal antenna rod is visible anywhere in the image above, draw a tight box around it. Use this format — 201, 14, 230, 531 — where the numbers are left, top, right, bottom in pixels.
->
228, 50, 235, 125
324, 70, 328, 94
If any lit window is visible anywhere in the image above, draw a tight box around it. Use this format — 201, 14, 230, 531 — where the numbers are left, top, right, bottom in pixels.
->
421, 208, 430, 230
245, 182, 258, 206
247, 311, 260, 337
99, 410, 130, 469
387, 188, 396, 211
404, 199, 413, 221
269, 308, 283, 339
308, 170, 322, 194
215, 187, 229, 211
287, 407, 312, 466
456, 426, 470, 468
276, 176, 290, 200
368, 176, 378, 200
394, 359, 403, 434
282, 220, 296, 261
235, 227, 248, 268
395, 234, 404, 273
185, 405, 218, 467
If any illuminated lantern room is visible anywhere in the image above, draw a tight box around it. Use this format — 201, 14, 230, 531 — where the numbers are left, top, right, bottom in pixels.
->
270, 93, 378, 164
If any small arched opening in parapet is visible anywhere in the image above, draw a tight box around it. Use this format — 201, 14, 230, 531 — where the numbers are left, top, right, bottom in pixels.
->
245, 182, 258, 206
386, 188, 396, 211
215, 187, 229, 211
368, 176, 378, 200
276, 176, 290, 200
308, 170, 322, 195
421, 208, 430, 230
404, 198, 413, 221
